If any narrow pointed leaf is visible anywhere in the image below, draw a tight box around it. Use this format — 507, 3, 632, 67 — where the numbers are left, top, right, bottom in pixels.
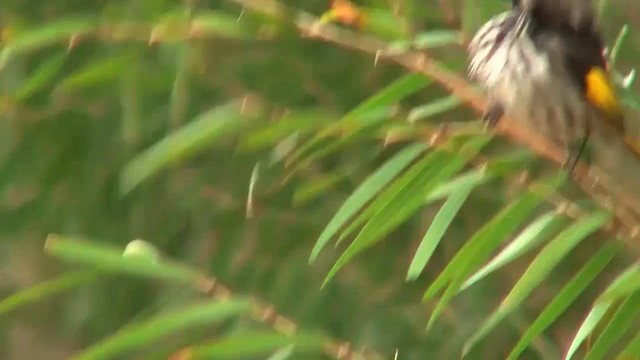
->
294, 171, 347, 206
413, 30, 461, 48
463, 211, 611, 356
284, 107, 391, 175
73, 300, 251, 360
386, 30, 460, 54
191, 331, 325, 358
14, 51, 67, 100
357, 8, 411, 40
566, 303, 612, 360
616, 329, 640, 360
408, 95, 462, 122
289, 73, 432, 167
267, 346, 295, 360
598, 263, 640, 302
310, 142, 427, 261
324, 136, 490, 286
240, 109, 332, 151
426, 174, 567, 330
0, 18, 95, 70
120, 101, 247, 194
584, 291, 640, 360
336, 148, 445, 245
423, 174, 566, 302
407, 178, 476, 281
56, 54, 132, 92
0, 271, 98, 317
426, 149, 534, 203
566, 263, 640, 360
608, 24, 629, 68
337, 136, 490, 246
483, 148, 536, 175
507, 244, 618, 360
462, 211, 568, 291
325, 151, 447, 284
44, 235, 199, 283
425, 168, 488, 203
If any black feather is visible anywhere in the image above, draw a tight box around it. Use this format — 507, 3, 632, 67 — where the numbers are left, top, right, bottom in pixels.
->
517, 0, 607, 94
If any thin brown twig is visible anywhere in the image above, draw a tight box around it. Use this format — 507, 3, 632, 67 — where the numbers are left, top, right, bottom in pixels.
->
225, 0, 640, 255
167, 271, 384, 360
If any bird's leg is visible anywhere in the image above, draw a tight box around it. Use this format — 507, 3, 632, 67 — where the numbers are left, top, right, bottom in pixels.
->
562, 136, 590, 175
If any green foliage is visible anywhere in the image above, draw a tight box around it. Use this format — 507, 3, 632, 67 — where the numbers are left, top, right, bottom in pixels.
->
2, 0, 640, 359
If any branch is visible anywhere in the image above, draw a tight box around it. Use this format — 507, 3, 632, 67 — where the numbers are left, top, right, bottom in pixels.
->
226, 0, 640, 254
171, 273, 384, 360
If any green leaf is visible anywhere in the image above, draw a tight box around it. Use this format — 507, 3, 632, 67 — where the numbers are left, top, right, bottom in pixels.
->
267, 346, 295, 360
463, 210, 611, 356
566, 263, 640, 360
0, 18, 96, 70
310, 142, 427, 262
460, 0, 506, 36
413, 30, 461, 48
483, 149, 536, 175
425, 149, 534, 203
56, 54, 132, 92
288, 73, 432, 168
597, 261, 640, 303
283, 107, 390, 177
408, 95, 462, 122
507, 244, 618, 360
239, 109, 332, 151
616, 329, 640, 360
361, 8, 411, 41
286, 136, 362, 177
0, 271, 98, 317
14, 51, 68, 101
191, 11, 252, 39
335, 147, 441, 245
294, 171, 348, 206
425, 168, 488, 203
341, 136, 491, 247
120, 101, 247, 194
584, 291, 640, 360
324, 150, 447, 283
44, 235, 199, 283
567, 302, 611, 360
324, 136, 490, 286
386, 30, 460, 54
608, 24, 629, 68
73, 300, 251, 360
406, 177, 477, 281
461, 211, 568, 291
191, 331, 325, 358
425, 174, 567, 330
621, 90, 640, 111
335, 72, 432, 130
423, 175, 565, 302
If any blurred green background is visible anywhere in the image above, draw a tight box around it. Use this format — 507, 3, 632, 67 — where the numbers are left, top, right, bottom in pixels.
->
1, 0, 639, 359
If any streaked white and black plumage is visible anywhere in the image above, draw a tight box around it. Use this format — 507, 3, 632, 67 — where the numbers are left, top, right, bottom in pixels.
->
468, 3, 607, 159
466, 0, 640, 193
468, 10, 550, 116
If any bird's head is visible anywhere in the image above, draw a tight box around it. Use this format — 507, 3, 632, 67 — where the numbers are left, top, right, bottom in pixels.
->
509, 0, 596, 33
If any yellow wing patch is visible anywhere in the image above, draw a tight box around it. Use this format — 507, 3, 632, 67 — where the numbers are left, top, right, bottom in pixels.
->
584, 68, 640, 158
585, 67, 623, 120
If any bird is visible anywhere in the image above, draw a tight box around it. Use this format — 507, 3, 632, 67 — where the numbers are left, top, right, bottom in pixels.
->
466, 0, 639, 174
